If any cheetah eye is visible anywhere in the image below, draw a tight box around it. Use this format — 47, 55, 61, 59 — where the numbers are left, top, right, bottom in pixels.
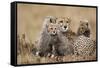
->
59, 21, 63, 23
50, 27, 53, 30
81, 27, 84, 29
66, 21, 69, 23
80, 24, 83, 26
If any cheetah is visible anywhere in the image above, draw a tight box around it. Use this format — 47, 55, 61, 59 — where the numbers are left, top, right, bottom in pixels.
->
77, 20, 90, 37
55, 17, 75, 56
74, 19, 95, 56
36, 16, 59, 57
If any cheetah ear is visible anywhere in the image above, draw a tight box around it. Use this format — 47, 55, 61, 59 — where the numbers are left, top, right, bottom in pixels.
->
56, 17, 58, 19
80, 20, 82, 23
80, 20, 83, 24
67, 17, 71, 23
86, 23, 88, 26
55, 17, 58, 20
50, 18, 53, 23
85, 20, 89, 26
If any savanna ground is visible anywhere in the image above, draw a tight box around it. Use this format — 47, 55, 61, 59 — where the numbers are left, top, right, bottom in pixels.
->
17, 3, 97, 65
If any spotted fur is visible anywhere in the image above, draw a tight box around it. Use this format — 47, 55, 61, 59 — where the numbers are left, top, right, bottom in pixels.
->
74, 35, 96, 56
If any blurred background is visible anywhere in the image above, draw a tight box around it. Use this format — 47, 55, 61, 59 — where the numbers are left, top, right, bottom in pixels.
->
17, 3, 96, 43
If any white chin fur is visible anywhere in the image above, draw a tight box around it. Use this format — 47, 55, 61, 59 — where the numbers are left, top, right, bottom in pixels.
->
62, 27, 68, 32
51, 32, 56, 35
52, 33, 56, 35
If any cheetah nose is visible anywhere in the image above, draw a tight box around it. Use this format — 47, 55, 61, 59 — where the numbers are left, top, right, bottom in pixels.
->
53, 31, 56, 33
64, 26, 67, 29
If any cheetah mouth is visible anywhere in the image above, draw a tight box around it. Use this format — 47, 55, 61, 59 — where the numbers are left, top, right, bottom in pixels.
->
62, 28, 68, 32
60, 26, 68, 32
50, 33, 57, 36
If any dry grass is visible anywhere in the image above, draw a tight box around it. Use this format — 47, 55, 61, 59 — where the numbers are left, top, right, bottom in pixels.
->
17, 51, 96, 65
17, 34, 96, 65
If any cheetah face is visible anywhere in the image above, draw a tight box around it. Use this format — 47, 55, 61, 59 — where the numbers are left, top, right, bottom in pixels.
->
79, 20, 89, 34
57, 17, 71, 33
80, 20, 88, 28
47, 23, 58, 36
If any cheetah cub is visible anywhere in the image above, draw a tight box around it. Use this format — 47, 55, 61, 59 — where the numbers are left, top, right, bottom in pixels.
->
77, 20, 90, 37
74, 20, 95, 56
36, 16, 59, 57
56, 17, 75, 55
